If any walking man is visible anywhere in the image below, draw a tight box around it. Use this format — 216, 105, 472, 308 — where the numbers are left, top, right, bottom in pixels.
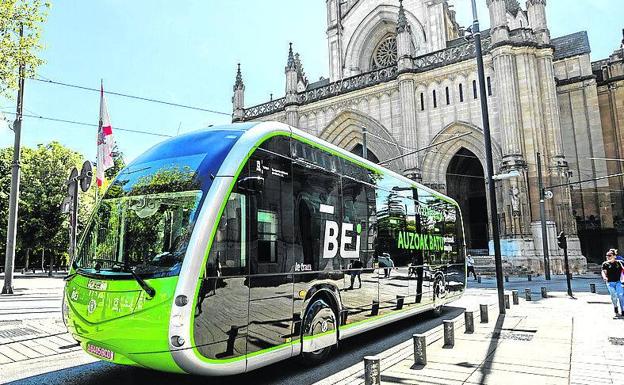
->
348, 259, 363, 289
602, 251, 624, 317
466, 255, 477, 280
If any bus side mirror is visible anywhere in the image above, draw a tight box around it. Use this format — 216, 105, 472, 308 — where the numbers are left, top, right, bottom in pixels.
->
238, 176, 264, 193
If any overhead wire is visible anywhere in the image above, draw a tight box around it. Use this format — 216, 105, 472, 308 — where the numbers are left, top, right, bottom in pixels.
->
30, 77, 230, 116
3, 111, 173, 138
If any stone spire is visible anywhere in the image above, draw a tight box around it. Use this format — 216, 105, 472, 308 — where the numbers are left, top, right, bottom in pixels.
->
233, 63, 244, 91
397, 0, 410, 34
285, 42, 296, 72
285, 43, 299, 106
396, 0, 414, 72
232, 63, 245, 122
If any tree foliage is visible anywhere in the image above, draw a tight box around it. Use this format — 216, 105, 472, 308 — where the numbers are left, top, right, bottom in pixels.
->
0, 142, 96, 268
0, 0, 50, 98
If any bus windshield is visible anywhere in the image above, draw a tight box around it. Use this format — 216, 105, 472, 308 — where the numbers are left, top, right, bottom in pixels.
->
75, 159, 204, 278
74, 127, 251, 278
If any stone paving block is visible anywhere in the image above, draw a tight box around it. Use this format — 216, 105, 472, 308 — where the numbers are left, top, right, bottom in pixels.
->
7, 342, 43, 359
381, 371, 465, 385
0, 352, 12, 364
481, 356, 570, 371
464, 369, 568, 385
0, 345, 27, 361
20, 339, 58, 356
386, 363, 471, 383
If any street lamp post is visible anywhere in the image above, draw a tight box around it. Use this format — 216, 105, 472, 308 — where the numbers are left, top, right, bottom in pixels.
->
471, 0, 506, 315
537, 152, 552, 280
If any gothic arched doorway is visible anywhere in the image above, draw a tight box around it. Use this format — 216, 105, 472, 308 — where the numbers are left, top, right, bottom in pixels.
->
446, 148, 488, 252
350, 144, 380, 163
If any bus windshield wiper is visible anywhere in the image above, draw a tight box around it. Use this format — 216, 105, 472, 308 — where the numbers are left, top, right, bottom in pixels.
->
118, 263, 156, 298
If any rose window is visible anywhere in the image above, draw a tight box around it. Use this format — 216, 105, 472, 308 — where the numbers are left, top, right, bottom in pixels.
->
371, 36, 398, 69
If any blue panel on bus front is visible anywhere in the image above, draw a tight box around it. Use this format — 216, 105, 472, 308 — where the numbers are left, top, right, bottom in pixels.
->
130, 123, 258, 170
109, 123, 259, 198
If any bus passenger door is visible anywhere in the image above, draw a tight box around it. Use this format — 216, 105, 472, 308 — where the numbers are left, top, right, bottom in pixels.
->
193, 189, 249, 368
245, 138, 296, 369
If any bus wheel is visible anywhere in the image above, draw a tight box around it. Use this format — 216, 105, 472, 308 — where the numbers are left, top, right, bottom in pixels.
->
432, 276, 446, 316
300, 299, 337, 364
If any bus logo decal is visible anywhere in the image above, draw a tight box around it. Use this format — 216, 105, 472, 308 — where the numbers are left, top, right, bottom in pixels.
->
322, 220, 361, 259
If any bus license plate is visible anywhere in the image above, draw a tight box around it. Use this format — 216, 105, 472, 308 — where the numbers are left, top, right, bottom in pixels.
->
87, 344, 114, 360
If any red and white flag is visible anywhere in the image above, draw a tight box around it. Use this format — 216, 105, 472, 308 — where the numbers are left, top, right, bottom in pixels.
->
96, 81, 116, 187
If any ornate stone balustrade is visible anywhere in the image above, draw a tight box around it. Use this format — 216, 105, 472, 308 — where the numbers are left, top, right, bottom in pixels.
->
243, 97, 286, 120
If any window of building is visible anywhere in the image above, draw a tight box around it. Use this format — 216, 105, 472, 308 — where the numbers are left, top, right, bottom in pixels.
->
371, 35, 398, 70
459, 84, 464, 102
433, 90, 437, 108
445, 87, 450, 105
487, 77, 493, 96
420, 92, 425, 111
473, 80, 478, 99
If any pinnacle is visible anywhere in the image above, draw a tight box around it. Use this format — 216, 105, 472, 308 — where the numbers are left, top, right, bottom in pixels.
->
233, 63, 244, 91
397, 0, 409, 33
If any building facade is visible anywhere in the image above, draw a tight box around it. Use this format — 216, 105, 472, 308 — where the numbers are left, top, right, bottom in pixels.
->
231, 0, 624, 271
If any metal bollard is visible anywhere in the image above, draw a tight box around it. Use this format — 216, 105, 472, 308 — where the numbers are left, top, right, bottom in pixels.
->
505, 275, 509, 283
504, 294, 510, 309
396, 295, 405, 310
525, 288, 532, 301
464, 311, 474, 333
413, 334, 427, 366
443, 320, 455, 348
480, 304, 489, 323
477, 275, 481, 283
528, 274, 532, 281
371, 300, 379, 316
590, 283, 596, 293
541, 287, 547, 298
512, 290, 519, 305
364, 356, 381, 385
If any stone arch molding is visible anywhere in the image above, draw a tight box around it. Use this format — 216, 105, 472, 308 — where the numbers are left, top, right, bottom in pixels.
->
344, 4, 426, 75
421, 122, 503, 186
319, 110, 406, 172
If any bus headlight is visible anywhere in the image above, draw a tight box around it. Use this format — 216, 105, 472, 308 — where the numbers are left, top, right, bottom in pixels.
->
171, 335, 185, 347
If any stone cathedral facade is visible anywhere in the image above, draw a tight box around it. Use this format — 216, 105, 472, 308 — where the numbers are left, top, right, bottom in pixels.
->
230, 0, 624, 273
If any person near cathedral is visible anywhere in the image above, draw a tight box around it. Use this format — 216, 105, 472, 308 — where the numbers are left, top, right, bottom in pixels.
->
466, 255, 477, 280
601, 250, 624, 317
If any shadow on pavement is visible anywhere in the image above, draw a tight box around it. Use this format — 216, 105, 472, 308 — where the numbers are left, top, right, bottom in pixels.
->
5, 306, 467, 385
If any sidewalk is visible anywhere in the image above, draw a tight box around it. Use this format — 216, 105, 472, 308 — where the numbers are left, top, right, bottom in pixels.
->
0, 275, 95, 381
315, 275, 624, 385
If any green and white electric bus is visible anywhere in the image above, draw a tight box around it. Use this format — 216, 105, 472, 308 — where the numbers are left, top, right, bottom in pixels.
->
63, 122, 466, 375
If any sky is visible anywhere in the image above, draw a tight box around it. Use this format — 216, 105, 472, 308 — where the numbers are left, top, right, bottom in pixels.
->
0, 0, 622, 163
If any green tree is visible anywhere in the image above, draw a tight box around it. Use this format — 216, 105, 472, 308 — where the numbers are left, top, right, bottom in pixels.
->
0, 142, 95, 269
0, 0, 50, 98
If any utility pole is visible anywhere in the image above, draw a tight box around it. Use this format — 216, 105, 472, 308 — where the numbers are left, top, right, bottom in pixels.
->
471, 0, 505, 315
537, 152, 552, 280
2, 25, 25, 295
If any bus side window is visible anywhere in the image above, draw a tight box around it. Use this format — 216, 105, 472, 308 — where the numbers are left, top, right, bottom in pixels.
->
248, 145, 294, 275
341, 177, 373, 266
205, 192, 248, 277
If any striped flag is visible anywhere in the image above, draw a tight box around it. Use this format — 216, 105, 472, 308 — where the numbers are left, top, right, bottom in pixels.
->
96, 81, 115, 187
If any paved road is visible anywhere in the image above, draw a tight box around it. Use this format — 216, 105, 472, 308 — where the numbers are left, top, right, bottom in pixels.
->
1, 273, 607, 385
